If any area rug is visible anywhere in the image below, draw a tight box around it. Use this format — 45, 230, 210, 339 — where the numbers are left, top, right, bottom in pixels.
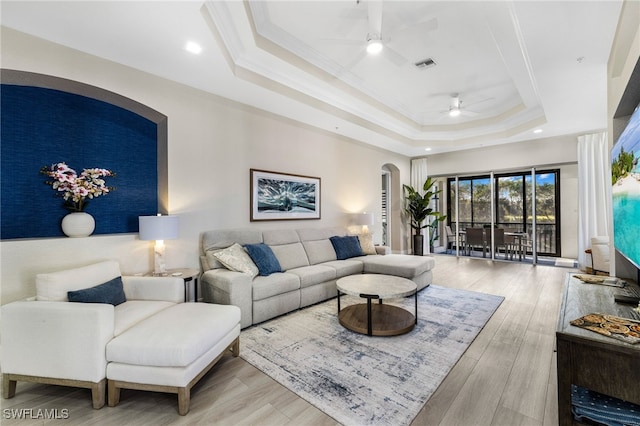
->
240, 285, 503, 426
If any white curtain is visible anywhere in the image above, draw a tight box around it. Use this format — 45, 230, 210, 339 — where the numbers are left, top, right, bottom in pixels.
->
411, 158, 429, 192
410, 158, 429, 253
577, 132, 611, 270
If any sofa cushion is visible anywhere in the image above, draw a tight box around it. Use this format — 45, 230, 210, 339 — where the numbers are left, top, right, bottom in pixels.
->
357, 233, 377, 255
107, 303, 241, 367
302, 239, 338, 265
245, 243, 282, 276
113, 300, 175, 336
36, 260, 122, 302
322, 259, 364, 278
263, 229, 300, 246
212, 243, 259, 278
287, 265, 336, 289
330, 235, 364, 260
202, 229, 263, 252
270, 242, 310, 271
297, 227, 342, 241
362, 254, 435, 278
252, 273, 300, 301
67, 276, 127, 306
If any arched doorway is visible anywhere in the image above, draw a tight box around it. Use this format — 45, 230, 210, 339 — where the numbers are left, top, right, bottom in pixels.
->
382, 163, 403, 253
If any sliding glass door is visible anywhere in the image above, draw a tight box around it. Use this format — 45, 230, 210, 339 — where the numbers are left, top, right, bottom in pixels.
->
525, 172, 559, 255
447, 169, 560, 258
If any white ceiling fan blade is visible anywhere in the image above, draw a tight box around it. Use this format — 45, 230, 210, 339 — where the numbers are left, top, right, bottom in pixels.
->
463, 97, 495, 109
334, 4, 367, 36
343, 49, 368, 70
383, 45, 408, 67
319, 38, 365, 47
460, 110, 479, 117
330, 49, 367, 79
367, 0, 383, 36
418, 17, 438, 33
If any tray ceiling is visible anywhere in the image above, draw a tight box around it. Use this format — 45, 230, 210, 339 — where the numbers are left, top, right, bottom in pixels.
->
1, 1, 625, 156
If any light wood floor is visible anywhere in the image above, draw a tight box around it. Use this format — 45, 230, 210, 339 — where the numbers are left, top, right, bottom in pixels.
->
1, 255, 575, 425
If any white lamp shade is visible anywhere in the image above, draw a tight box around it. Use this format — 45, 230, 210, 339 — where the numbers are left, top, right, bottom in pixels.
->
352, 213, 374, 226
138, 215, 179, 240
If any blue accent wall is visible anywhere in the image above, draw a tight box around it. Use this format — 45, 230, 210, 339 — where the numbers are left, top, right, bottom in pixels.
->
1, 84, 159, 239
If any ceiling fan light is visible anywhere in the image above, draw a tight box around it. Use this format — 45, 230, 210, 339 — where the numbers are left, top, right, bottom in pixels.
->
366, 39, 383, 55
184, 41, 202, 55
449, 108, 461, 117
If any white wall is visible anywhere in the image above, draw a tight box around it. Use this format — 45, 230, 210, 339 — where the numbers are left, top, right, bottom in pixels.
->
421, 137, 580, 259
424, 135, 578, 177
0, 28, 411, 303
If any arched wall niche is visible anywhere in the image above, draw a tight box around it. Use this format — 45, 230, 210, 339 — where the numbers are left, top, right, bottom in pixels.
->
1, 69, 168, 239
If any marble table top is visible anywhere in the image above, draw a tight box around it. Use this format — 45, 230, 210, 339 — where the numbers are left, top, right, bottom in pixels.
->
337, 274, 417, 299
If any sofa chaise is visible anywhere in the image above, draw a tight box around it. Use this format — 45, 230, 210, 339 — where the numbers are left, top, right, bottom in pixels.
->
200, 227, 435, 328
1, 260, 241, 415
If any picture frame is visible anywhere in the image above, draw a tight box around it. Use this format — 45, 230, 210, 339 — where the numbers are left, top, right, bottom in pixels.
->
250, 169, 321, 221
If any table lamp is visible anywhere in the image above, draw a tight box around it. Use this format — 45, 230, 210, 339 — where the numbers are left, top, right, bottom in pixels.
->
352, 212, 374, 234
139, 214, 179, 275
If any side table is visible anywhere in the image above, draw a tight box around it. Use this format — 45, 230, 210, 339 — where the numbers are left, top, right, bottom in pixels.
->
145, 268, 200, 302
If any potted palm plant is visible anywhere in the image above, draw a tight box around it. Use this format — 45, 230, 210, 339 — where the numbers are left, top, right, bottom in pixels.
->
403, 177, 446, 255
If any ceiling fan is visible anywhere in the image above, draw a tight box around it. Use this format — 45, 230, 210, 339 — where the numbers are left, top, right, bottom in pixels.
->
445, 94, 482, 118
328, 0, 435, 68
422, 94, 493, 122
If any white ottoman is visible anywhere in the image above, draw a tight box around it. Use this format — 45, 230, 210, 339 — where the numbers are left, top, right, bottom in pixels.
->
106, 303, 241, 415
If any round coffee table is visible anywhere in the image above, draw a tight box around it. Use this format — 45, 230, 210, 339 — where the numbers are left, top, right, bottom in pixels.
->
336, 274, 418, 336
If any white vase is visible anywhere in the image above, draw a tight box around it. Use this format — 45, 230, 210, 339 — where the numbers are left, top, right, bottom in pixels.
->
61, 212, 95, 237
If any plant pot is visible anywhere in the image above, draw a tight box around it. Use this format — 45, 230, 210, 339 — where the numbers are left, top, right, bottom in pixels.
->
413, 234, 424, 256
61, 212, 95, 237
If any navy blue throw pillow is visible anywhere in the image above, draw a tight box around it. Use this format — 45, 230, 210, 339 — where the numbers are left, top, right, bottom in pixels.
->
68, 276, 127, 306
244, 243, 282, 276
330, 235, 364, 260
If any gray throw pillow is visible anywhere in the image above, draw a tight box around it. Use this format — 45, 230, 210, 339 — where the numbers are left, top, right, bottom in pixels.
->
212, 243, 259, 278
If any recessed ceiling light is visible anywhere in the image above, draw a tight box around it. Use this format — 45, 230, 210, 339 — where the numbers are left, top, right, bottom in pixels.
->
185, 41, 202, 55
533, 128, 543, 134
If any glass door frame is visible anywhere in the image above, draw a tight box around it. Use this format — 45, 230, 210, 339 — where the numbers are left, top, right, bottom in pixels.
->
446, 168, 561, 262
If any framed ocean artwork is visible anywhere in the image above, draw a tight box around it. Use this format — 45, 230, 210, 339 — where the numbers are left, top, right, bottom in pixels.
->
250, 169, 321, 221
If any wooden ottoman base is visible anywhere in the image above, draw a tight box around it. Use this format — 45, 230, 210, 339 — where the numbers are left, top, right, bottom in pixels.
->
107, 337, 239, 415
3, 374, 106, 409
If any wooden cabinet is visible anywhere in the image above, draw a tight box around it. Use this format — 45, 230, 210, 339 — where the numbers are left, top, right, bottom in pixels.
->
556, 274, 640, 425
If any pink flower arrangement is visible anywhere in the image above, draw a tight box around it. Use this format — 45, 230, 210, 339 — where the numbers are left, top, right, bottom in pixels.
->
41, 162, 115, 212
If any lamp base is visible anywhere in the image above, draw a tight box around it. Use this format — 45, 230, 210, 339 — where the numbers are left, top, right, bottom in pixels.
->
154, 241, 167, 275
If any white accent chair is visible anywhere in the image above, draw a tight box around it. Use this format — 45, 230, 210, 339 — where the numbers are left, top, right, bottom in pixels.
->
589, 236, 611, 274
2, 260, 241, 415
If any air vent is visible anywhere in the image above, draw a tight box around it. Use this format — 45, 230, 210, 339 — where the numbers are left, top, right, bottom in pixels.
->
415, 58, 436, 69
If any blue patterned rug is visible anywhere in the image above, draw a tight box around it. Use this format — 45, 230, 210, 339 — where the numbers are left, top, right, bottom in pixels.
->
240, 285, 503, 426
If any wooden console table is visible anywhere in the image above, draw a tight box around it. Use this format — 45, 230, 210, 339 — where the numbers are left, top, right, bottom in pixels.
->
556, 273, 640, 425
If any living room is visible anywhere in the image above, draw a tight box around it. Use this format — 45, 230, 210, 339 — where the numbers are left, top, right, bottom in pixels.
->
1, 1, 640, 425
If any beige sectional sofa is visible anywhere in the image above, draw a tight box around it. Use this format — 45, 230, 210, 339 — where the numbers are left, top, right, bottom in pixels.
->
200, 227, 435, 328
